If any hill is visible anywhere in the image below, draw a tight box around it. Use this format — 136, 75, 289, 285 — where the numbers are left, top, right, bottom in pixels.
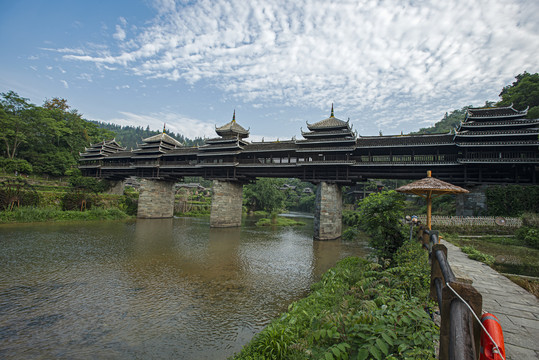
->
93, 122, 205, 150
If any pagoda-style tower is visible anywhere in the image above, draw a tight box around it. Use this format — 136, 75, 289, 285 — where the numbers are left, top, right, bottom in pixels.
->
78, 139, 126, 176
134, 129, 183, 219
298, 105, 354, 240
455, 104, 539, 164
197, 110, 250, 166
201, 111, 250, 228
296, 104, 356, 164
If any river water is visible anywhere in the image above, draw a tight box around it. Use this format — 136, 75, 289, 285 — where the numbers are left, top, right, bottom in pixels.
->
0, 214, 369, 359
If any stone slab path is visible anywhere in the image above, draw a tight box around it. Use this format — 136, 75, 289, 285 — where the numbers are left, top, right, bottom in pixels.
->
442, 240, 539, 360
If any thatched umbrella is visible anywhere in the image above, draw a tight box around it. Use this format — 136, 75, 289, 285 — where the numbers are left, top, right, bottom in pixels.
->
396, 171, 469, 230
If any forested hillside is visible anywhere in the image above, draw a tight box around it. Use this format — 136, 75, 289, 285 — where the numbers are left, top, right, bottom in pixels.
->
93, 122, 204, 150
0, 92, 113, 176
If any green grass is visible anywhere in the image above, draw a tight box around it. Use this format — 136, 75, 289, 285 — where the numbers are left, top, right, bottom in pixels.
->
443, 233, 539, 277
0, 206, 130, 223
255, 216, 305, 227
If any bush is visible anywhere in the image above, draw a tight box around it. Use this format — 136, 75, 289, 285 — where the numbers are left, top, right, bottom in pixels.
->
486, 185, 539, 216
0, 158, 33, 174
356, 190, 407, 264
516, 226, 539, 249
232, 250, 437, 360
461, 246, 495, 266
341, 227, 360, 241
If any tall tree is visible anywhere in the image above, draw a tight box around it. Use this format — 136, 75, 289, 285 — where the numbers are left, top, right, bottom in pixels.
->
0, 91, 33, 159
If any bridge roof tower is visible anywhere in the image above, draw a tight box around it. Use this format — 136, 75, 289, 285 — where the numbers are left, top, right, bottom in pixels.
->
455, 104, 539, 148
215, 110, 250, 139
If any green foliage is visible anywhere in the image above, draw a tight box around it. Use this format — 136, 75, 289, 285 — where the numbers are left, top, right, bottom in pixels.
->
255, 216, 305, 227
497, 72, 539, 118
356, 190, 407, 264
516, 227, 539, 250
342, 210, 361, 227
341, 227, 360, 241
0, 206, 130, 223
486, 185, 539, 216
233, 250, 437, 360
0, 91, 113, 176
119, 187, 138, 216
0, 178, 40, 209
61, 190, 96, 211
461, 246, 495, 266
244, 178, 286, 213
0, 158, 33, 174
68, 176, 110, 194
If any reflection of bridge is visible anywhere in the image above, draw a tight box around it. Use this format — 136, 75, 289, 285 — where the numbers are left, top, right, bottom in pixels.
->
80, 105, 539, 240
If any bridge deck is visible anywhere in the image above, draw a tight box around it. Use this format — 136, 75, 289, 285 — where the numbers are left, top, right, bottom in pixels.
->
442, 240, 539, 359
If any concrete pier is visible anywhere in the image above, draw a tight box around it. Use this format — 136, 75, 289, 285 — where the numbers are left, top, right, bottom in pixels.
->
137, 179, 175, 218
210, 180, 243, 227
314, 181, 342, 240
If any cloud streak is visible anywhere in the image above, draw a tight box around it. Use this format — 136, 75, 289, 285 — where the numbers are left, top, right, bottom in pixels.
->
59, 0, 539, 134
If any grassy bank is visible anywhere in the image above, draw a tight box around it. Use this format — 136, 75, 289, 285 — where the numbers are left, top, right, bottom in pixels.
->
256, 216, 305, 227
442, 233, 539, 298
0, 207, 131, 223
232, 241, 437, 359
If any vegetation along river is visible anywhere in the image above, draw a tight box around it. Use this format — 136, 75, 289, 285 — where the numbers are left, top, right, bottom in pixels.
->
0, 213, 369, 359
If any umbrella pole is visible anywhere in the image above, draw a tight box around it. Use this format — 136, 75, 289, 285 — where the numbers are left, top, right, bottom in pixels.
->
427, 193, 432, 230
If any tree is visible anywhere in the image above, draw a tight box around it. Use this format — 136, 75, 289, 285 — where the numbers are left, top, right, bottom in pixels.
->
243, 178, 286, 213
497, 72, 539, 118
356, 190, 407, 264
0, 91, 33, 159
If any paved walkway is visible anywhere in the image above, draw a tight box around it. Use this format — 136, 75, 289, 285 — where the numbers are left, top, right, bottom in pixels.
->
442, 240, 539, 360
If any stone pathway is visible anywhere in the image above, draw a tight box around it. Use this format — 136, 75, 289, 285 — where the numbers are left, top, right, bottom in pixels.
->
442, 240, 539, 360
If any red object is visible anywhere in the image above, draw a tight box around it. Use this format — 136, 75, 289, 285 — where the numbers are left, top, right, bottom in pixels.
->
480, 313, 506, 360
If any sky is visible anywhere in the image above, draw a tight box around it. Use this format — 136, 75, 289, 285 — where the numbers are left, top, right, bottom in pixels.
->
1, 0, 538, 142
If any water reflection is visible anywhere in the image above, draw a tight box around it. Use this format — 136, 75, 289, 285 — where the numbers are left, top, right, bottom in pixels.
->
0, 216, 369, 359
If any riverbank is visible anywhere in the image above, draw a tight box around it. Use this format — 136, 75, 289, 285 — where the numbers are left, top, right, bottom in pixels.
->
0, 207, 131, 223
231, 240, 438, 359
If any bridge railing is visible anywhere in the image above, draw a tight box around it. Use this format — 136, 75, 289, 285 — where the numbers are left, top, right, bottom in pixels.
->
417, 226, 483, 360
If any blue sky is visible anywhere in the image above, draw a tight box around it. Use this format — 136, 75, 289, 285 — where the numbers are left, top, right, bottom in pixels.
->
1, 0, 538, 141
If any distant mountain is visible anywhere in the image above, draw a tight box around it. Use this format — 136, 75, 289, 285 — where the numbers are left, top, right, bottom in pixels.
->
92, 122, 205, 150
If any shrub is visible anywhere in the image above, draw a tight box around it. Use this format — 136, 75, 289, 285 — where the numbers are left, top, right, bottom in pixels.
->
233, 249, 437, 360
341, 227, 360, 241
516, 226, 539, 249
461, 246, 495, 266
356, 190, 407, 264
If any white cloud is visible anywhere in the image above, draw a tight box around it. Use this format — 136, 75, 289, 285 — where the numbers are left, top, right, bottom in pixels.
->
60, 80, 69, 88
59, 0, 539, 134
113, 24, 126, 41
104, 111, 217, 140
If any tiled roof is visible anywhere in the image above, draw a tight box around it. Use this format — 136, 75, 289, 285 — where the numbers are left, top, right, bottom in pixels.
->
466, 105, 528, 120
142, 133, 183, 147
306, 116, 350, 131
357, 134, 454, 147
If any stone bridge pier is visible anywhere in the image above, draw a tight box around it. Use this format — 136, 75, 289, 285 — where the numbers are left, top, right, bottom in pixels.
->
137, 179, 175, 219
314, 181, 342, 240
210, 180, 244, 227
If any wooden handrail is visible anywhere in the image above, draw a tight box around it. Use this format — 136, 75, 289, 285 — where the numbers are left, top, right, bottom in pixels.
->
418, 227, 483, 360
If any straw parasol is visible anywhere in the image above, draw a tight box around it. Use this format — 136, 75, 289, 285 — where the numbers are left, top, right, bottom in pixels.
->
396, 171, 469, 230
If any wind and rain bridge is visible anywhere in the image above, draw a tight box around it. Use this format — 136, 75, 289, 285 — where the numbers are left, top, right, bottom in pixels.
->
79, 105, 539, 240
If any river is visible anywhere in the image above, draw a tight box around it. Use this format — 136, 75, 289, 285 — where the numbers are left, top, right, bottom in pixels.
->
0, 214, 369, 359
